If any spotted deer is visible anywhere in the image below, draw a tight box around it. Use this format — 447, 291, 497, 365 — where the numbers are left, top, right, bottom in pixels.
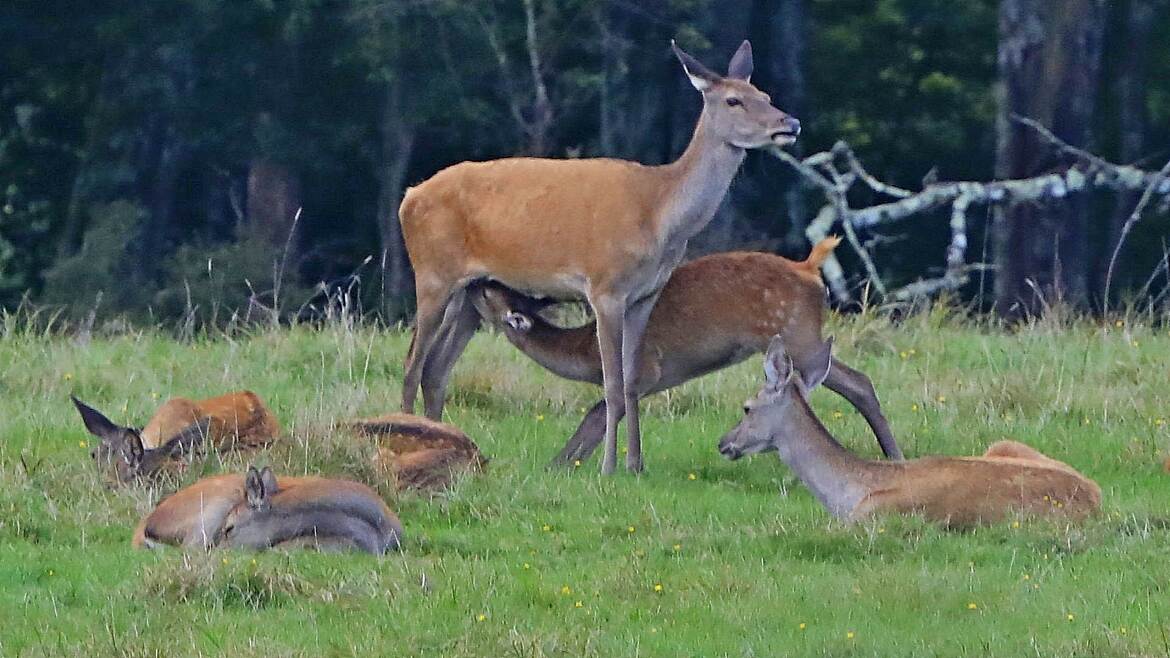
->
346, 413, 487, 491
717, 337, 1100, 526
400, 39, 800, 474
471, 239, 902, 464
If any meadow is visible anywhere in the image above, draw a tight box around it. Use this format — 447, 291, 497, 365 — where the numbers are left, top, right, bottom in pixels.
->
1, 308, 1169, 657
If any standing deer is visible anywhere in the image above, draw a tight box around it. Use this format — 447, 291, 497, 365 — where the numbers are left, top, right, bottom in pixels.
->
717, 337, 1100, 526
470, 239, 904, 464
400, 39, 800, 473
133, 467, 403, 554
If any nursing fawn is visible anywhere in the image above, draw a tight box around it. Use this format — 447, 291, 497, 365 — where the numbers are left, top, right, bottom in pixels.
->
716, 337, 1099, 526
471, 239, 902, 464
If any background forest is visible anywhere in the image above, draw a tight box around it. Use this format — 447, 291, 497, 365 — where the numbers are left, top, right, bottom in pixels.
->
2, 0, 1168, 324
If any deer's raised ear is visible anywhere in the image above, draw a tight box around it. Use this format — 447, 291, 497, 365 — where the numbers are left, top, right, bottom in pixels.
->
259, 466, 279, 496
672, 40, 719, 92
727, 40, 753, 81
121, 432, 145, 466
800, 337, 834, 391
72, 396, 123, 439
763, 335, 794, 389
245, 466, 269, 511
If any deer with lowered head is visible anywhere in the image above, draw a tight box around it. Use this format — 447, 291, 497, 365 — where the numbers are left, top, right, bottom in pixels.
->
400, 39, 800, 474
470, 238, 903, 464
717, 336, 1100, 526
132, 466, 403, 554
72, 391, 280, 482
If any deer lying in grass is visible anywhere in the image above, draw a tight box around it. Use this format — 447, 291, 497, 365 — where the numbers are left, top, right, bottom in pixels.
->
401, 39, 799, 474
72, 392, 279, 482
716, 336, 1100, 526
133, 467, 403, 554
346, 414, 487, 491
470, 239, 903, 464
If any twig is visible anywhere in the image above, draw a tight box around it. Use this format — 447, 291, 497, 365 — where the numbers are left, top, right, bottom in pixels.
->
1104, 158, 1170, 311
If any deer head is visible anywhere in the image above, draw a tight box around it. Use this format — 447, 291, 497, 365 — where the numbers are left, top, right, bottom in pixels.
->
717, 336, 833, 460
672, 40, 800, 149
72, 396, 210, 482
470, 282, 558, 334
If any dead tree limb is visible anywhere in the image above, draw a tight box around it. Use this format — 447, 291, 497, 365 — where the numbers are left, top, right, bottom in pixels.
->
767, 129, 1170, 305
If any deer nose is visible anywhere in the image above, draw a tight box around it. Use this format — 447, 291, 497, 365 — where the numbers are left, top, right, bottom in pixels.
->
785, 117, 801, 135
717, 436, 742, 461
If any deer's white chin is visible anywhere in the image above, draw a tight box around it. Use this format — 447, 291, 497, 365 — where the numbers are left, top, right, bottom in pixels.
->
770, 133, 797, 147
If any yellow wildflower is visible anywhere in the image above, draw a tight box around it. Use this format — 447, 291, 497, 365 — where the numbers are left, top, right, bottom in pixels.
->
688, 473, 697, 481
967, 602, 978, 610
627, 525, 635, 534
798, 623, 806, 631
477, 614, 487, 622
561, 585, 571, 595
846, 631, 855, 640
653, 583, 664, 593
575, 601, 583, 608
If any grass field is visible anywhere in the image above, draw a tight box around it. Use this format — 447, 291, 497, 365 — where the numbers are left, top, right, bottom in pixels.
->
2, 309, 1169, 656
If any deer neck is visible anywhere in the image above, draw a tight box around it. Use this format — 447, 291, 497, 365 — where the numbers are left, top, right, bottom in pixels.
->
773, 392, 873, 519
657, 109, 746, 241
506, 316, 602, 384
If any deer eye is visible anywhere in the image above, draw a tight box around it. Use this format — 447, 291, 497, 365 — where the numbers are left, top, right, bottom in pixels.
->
726, 97, 742, 107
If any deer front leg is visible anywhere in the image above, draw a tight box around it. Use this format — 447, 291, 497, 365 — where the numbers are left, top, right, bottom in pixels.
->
621, 292, 659, 473
550, 398, 621, 466
590, 295, 625, 475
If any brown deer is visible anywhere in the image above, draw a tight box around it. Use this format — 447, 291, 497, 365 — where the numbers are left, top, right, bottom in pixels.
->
133, 467, 403, 554
73, 392, 280, 482
470, 239, 903, 464
346, 413, 487, 491
400, 39, 799, 474
217, 467, 404, 554
716, 336, 1100, 526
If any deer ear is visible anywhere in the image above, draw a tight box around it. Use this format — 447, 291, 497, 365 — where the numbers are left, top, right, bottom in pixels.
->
671, 40, 719, 92
72, 396, 123, 440
763, 335, 794, 389
122, 432, 145, 466
800, 337, 834, 390
259, 466, 279, 496
245, 466, 269, 510
727, 40, 753, 81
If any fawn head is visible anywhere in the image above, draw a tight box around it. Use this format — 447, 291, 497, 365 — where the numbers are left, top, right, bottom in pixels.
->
72, 396, 209, 482
717, 336, 833, 460
672, 40, 800, 149
470, 282, 556, 334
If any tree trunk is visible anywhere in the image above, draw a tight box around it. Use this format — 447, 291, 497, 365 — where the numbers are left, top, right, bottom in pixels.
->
992, 0, 1106, 316
376, 82, 417, 320
245, 157, 301, 251
134, 117, 190, 283
1100, 0, 1155, 297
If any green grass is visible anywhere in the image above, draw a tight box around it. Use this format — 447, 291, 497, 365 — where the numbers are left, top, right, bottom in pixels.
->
2, 310, 1170, 656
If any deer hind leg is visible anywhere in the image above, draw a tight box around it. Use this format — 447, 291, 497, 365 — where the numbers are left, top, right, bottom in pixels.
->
589, 294, 625, 475
421, 288, 481, 420
620, 292, 659, 473
402, 278, 459, 415
820, 357, 904, 460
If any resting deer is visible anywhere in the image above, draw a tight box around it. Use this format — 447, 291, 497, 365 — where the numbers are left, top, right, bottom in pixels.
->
347, 414, 487, 491
133, 467, 403, 554
217, 467, 403, 554
471, 239, 903, 464
400, 39, 799, 474
716, 337, 1100, 526
73, 392, 280, 482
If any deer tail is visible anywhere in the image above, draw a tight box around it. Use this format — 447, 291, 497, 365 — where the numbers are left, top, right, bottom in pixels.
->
802, 236, 843, 271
